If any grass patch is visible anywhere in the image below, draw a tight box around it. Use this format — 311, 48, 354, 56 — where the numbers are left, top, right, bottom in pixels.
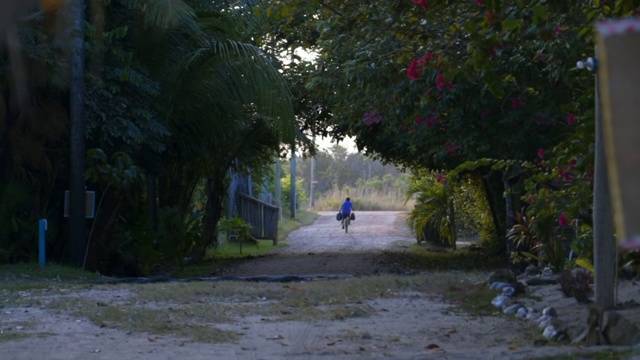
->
1, 271, 540, 346
404, 244, 506, 271
0, 332, 30, 342
277, 209, 319, 243
442, 282, 499, 317
211, 239, 285, 258
0, 263, 100, 295
0, 263, 99, 285
535, 349, 640, 359
47, 295, 238, 343
174, 210, 319, 278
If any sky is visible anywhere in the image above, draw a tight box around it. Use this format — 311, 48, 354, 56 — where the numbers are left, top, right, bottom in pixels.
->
317, 135, 358, 154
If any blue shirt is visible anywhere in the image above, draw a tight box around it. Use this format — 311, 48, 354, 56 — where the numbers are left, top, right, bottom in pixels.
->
341, 201, 353, 214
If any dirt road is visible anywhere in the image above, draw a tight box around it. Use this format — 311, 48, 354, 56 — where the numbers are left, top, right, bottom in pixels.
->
223, 211, 417, 276
4, 211, 637, 360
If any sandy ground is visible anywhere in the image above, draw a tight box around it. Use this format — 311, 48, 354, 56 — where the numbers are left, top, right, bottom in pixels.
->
3, 211, 640, 359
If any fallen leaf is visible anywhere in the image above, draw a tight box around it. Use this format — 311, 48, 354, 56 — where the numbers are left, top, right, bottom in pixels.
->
508, 345, 518, 350
92, 348, 101, 353
266, 334, 284, 340
426, 343, 440, 349
326, 341, 336, 346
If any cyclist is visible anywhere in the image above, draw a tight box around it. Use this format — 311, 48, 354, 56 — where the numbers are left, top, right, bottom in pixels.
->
339, 197, 353, 229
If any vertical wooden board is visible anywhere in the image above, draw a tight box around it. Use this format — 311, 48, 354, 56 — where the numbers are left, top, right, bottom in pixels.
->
597, 19, 640, 249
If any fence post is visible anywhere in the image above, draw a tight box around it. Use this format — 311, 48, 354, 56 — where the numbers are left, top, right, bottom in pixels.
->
39, 219, 47, 267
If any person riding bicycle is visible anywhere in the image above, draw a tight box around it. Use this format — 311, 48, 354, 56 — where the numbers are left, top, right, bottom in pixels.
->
339, 197, 353, 229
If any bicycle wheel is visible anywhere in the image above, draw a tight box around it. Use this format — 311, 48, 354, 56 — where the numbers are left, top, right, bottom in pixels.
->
344, 217, 349, 233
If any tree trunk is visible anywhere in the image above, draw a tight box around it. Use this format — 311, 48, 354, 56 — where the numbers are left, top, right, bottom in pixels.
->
504, 180, 516, 257
147, 171, 158, 233
482, 176, 502, 239
448, 196, 457, 250
188, 175, 225, 263
69, 0, 87, 267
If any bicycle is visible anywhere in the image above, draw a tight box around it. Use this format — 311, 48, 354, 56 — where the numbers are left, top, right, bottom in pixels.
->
343, 214, 350, 233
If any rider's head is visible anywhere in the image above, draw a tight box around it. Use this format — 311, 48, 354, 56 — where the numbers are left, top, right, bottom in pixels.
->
346, 197, 350, 201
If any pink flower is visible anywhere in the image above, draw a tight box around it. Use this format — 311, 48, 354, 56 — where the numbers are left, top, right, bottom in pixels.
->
425, 115, 441, 128
411, 0, 429, 11
567, 113, 576, 125
436, 73, 454, 90
485, 11, 494, 27
446, 143, 460, 157
407, 60, 423, 80
511, 97, 519, 109
435, 173, 448, 185
511, 97, 527, 109
555, 26, 563, 37
476, 0, 484, 6
363, 108, 383, 125
537, 148, 545, 159
436, 73, 446, 89
558, 213, 569, 226
420, 51, 435, 63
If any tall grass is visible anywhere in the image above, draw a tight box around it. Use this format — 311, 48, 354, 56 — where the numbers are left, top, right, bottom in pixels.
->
313, 188, 414, 211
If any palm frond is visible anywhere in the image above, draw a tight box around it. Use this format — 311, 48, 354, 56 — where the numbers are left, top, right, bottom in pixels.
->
119, 0, 197, 29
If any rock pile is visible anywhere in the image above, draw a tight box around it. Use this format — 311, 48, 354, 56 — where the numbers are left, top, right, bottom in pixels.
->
488, 268, 570, 342
487, 267, 640, 347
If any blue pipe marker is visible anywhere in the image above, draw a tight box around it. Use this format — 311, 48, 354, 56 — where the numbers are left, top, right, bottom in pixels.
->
39, 219, 47, 267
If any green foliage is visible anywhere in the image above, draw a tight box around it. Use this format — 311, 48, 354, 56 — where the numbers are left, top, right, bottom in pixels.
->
217, 217, 255, 254
156, 207, 203, 266
86, 149, 145, 190
280, 177, 307, 215
507, 208, 572, 272
406, 173, 456, 247
0, 181, 36, 263
558, 268, 593, 303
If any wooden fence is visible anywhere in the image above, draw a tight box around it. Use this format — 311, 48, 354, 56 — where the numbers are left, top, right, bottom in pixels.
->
237, 193, 279, 245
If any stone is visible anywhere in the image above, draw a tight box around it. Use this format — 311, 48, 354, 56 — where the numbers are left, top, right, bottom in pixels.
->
503, 303, 523, 315
602, 310, 640, 345
487, 269, 517, 286
525, 277, 558, 286
542, 306, 558, 317
489, 281, 512, 290
524, 264, 540, 276
516, 306, 528, 318
525, 307, 540, 320
502, 286, 516, 297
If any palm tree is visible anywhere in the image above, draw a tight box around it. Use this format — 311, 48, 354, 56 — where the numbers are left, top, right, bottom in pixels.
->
406, 173, 457, 249
125, 0, 296, 262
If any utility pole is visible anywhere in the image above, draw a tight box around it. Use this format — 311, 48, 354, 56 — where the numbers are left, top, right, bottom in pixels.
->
310, 155, 316, 209
290, 144, 296, 218
275, 159, 282, 220
310, 129, 316, 209
579, 50, 616, 310
69, 0, 87, 267
593, 65, 616, 310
